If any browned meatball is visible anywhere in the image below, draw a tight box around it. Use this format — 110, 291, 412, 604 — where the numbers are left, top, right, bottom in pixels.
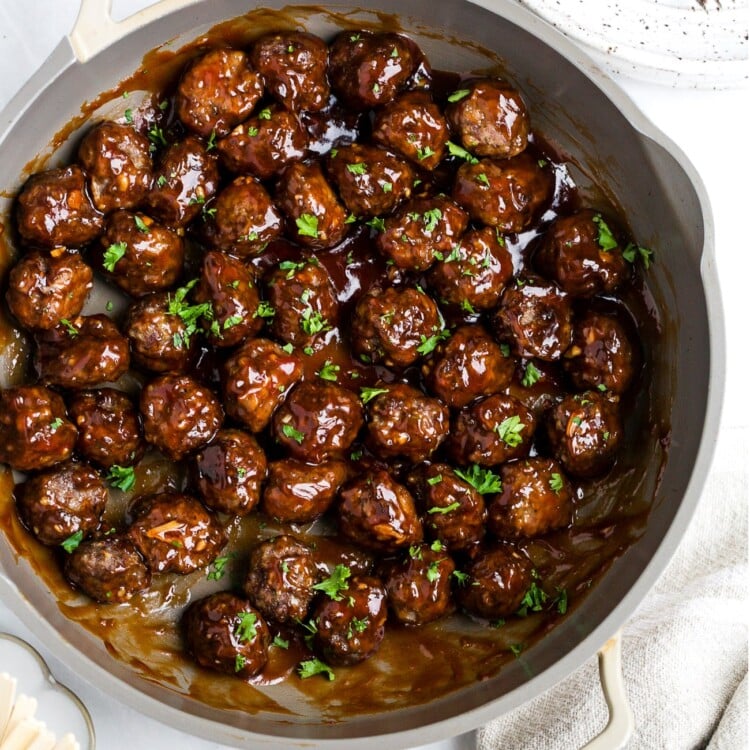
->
183, 592, 270, 677
365, 383, 448, 462
492, 276, 573, 362
445, 78, 530, 159
216, 105, 308, 178
372, 91, 449, 169
128, 492, 227, 574
68, 388, 145, 470
453, 153, 553, 232
272, 382, 363, 463
96, 210, 184, 297
16, 165, 103, 248
275, 160, 349, 250
448, 393, 537, 467
376, 196, 468, 272
488, 458, 573, 539
64, 537, 151, 604
35, 315, 130, 389
140, 374, 223, 460
15, 461, 107, 546
250, 32, 330, 113
77, 121, 152, 213
6, 251, 92, 331
312, 574, 388, 666
546, 391, 623, 478
338, 470, 422, 552
243, 535, 320, 623
262, 459, 349, 523
534, 210, 631, 297
222, 338, 303, 433
326, 144, 414, 219
350, 285, 442, 368
176, 49, 263, 138
427, 226, 513, 311
145, 136, 219, 228
192, 429, 267, 516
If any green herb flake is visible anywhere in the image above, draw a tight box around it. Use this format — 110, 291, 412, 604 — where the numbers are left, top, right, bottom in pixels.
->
409, 545, 423, 560
452, 570, 470, 586
417, 146, 436, 161
522, 362, 542, 388
476, 172, 491, 187
516, 579, 549, 617
223, 315, 243, 330
372, 82, 381, 94
300, 307, 329, 336
428, 501, 460, 515
295, 213, 319, 238
317, 360, 340, 382
427, 474, 443, 486
273, 635, 289, 649
381, 181, 393, 193
59, 318, 79, 337
390, 47, 399, 58
549, 473, 564, 494
133, 215, 150, 233
461, 299, 476, 314
350, 33, 361, 42
124, 108, 134, 124
509, 643, 524, 658
454, 464, 503, 495
235, 611, 259, 642
103, 242, 128, 272
446, 140, 479, 164
247, 126, 259, 137
234, 654, 247, 672
495, 415, 525, 447
350, 616, 369, 634
49, 417, 64, 433
500, 343, 511, 357
166, 279, 214, 348
592, 214, 618, 251
282, 343, 294, 354
258, 107, 272, 120
282, 423, 305, 444
359, 386, 390, 406
447, 89, 471, 103
623, 242, 654, 269
253, 301, 275, 319
425, 560, 443, 583
206, 130, 217, 151
147, 125, 167, 149
556, 588, 568, 614
417, 327, 450, 356
298, 658, 335, 681
207, 553, 237, 581
312, 564, 351, 601
303, 346, 314, 356
597, 383, 608, 392
61, 530, 84, 554
346, 162, 368, 176
422, 208, 442, 233
345, 213, 358, 225
287, 44, 295, 53
156, 174, 168, 187
107, 465, 136, 492
350, 449, 363, 461
537, 158, 548, 168
366, 216, 386, 232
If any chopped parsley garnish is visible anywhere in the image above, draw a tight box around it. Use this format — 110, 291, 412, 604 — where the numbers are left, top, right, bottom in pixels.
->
461, 299, 476, 314
247, 126, 259, 137
556, 588, 568, 614
258, 107, 272, 120
348, 617, 369, 638
59, 318, 79, 337
516, 580, 549, 617
158, 100, 169, 111
623, 242, 654, 269
428, 502, 460, 515
287, 44, 295, 53
223, 315, 243, 330
279, 259, 307, 279
235, 611, 259, 642
345, 213, 358, 225
107, 465, 136, 492
156, 174, 168, 187
49, 417, 64, 433
300, 307, 329, 336
592, 213, 618, 251
390, 47, 399, 58
372, 82, 381, 94
207, 553, 236, 581
417, 327, 450, 355
298, 658, 335, 681
147, 125, 167, 149
206, 130, 217, 151
234, 654, 246, 672
422, 208, 442, 233
446, 140, 479, 164
254, 301, 275, 319
295, 213, 319, 238
495, 415, 525, 447
167, 279, 214, 348
447, 89, 471, 103
509, 643, 524, 658
188, 194, 205, 206
549, 473, 564, 494
103, 242, 127, 272
381, 181, 393, 193
597, 383, 608, 392
454, 464, 502, 494
366, 216, 386, 232
124, 108, 134, 124
430, 540, 444, 552
281, 342, 294, 354
500, 343, 511, 357
425, 560, 444, 583
350, 33, 361, 42
417, 146, 436, 161
61, 530, 84, 554
106, 300, 114, 312
281, 423, 305, 444
273, 635, 289, 649
476, 172, 491, 187
452, 570, 470, 586
317, 360, 340, 382
359, 386, 389, 404
522, 362, 542, 387
312, 564, 351, 601
427, 474, 443, 486
409, 545, 423, 560
346, 162, 368, 175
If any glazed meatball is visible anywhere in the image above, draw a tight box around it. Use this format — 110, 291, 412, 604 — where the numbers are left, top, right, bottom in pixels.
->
77, 121, 152, 213
68, 388, 145, 469
453, 153, 553, 232
372, 91, 449, 169
546, 391, 623, 478
350, 285, 442, 368
365, 383, 448, 462
222, 338, 303, 433
16, 165, 103, 248
338, 470, 422, 553
272, 382, 363, 463
183, 593, 270, 677
128, 492, 227, 574
64, 537, 151, 604
6, 250, 93, 331
250, 32, 330, 113
176, 48, 263, 138
448, 393, 537, 467
488, 458, 574, 539
35, 314, 130, 389
426, 226, 513, 310
492, 276, 573, 361
15, 461, 107, 546
140, 374, 223, 460
0, 386, 76, 471
445, 78, 530, 159
275, 160, 349, 250
326, 143, 414, 219
193, 429, 267, 515
534, 210, 631, 297
243, 535, 320, 623
376, 196, 468, 272
262, 459, 349, 523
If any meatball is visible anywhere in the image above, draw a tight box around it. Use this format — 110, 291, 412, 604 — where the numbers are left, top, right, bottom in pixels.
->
222, 338, 303, 433
67, 388, 145, 470
546, 391, 623, 478
272, 382, 363, 463
77, 121, 152, 213
338, 470, 422, 552
34, 314, 130, 389
15, 461, 107, 546
453, 153, 553, 232
372, 91, 449, 169
16, 165, 103, 248
445, 78, 530, 159
193, 429, 267, 515
350, 285, 442, 368
326, 143, 414, 219
183, 593, 270, 677
6, 250, 93, 331
312, 574, 388, 666
176, 48, 263, 138
534, 210, 631, 297
275, 160, 349, 250
250, 32, 330, 113
128, 492, 227, 574
492, 276, 573, 361
426, 226, 513, 311
262, 459, 349, 523
365, 383, 448, 462
64, 537, 151, 604
243, 535, 320, 623
376, 196, 468, 272
448, 393, 537, 467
